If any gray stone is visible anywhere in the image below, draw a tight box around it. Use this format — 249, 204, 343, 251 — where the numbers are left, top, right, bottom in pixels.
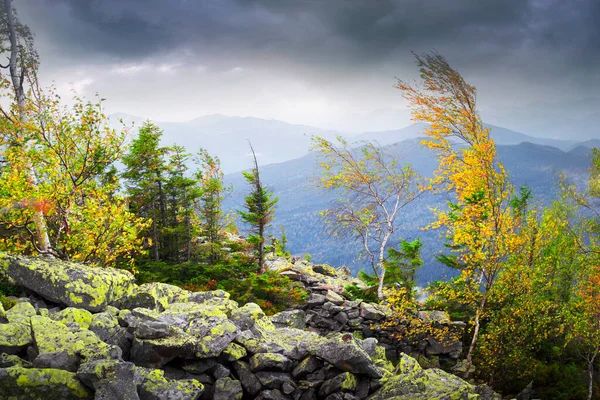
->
0, 353, 31, 368
359, 303, 386, 321
135, 321, 171, 340
233, 360, 262, 396
325, 290, 345, 305
334, 312, 349, 325
292, 355, 323, 380
135, 366, 204, 400
77, 359, 139, 400
319, 372, 357, 397
213, 377, 243, 400
271, 310, 306, 329
33, 351, 79, 372
1, 254, 135, 312
0, 366, 91, 399
250, 353, 293, 372
306, 294, 326, 307
312, 333, 382, 379
256, 389, 291, 400
255, 371, 293, 389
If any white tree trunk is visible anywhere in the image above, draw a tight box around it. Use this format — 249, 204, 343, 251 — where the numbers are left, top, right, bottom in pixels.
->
3, 0, 52, 255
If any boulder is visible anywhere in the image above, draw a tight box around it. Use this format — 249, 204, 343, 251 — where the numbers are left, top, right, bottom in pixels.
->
0, 366, 91, 399
0, 321, 32, 354
1, 254, 135, 312
313, 334, 382, 378
51, 307, 93, 330
77, 359, 139, 400
115, 282, 190, 311
359, 303, 386, 321
135, 367, 204, 400
313, 264, 336, 276
292, 355, 322, 379
255, 371, 293, 390
5, 301, 36, 324
232, 360, 262, 396
220, 342, 247, 362
249, 353, 293, 372
0, 353, 32, 368
131, 315, 238, 367
264, 257, 292, 272
31, 315, 122, 371
270, 310, 306, 329
369, 355, 479, 400
89, 312, 132, 357
319, 372, 357, 397
0, 302, 6, 323
213, 377, 243, 400
325, 290, 345, 305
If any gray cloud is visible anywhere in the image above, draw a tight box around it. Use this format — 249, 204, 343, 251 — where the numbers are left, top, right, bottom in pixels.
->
12, 0, 600, 137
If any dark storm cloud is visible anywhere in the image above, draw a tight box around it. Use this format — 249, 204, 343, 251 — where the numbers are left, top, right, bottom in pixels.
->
20, 0, 600, 71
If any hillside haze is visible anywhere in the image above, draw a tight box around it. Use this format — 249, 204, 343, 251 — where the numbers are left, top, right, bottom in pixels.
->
224, 137, 594, 285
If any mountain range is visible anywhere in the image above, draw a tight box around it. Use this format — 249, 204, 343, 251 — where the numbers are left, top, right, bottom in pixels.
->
110, 112, 596, 284
110, 113, 592, 173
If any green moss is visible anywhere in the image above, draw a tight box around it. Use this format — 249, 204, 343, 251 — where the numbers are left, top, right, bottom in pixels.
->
340, 372, 357, 390
52, 308, 93, 330
0, 322, 32, 351
1, 366, 90, 399
6, 302, 36, 324
221, 342, 247, 361
137, 367, 203, 397
31, 316, 120, 362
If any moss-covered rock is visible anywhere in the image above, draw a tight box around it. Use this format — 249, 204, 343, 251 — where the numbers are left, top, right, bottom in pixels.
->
220, 342, 247, 362
230, 302, 269, 330
0, 353, 32, 368
313, 333, 382, 378
89, 312, 132, 357
0, 301, 6, 323
135, 367, 204, 400
5, 301, 36, 324
3, 254, 135, 312
369, 353, 480, 400
0, 321, 32, 354
214, 376, 243, 400
77, 359, 139, 400
31, 315, 121, 370
52, 308, 93, 330
115, 282, 190, 311
249, 353, 293, 372
270, 309, 306, 329
319, 372, 357, 397
0, 366, 91, 399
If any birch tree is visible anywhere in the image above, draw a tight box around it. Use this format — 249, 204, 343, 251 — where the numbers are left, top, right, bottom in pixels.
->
311, 136, 421, 301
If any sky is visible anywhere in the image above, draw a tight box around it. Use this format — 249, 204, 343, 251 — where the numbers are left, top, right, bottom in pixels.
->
14, 0, 600, 139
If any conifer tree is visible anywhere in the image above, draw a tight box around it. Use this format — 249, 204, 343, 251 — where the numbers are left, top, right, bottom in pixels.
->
238, 143, 277, 269
195, 149, 228, 262
122, 121, 170, 261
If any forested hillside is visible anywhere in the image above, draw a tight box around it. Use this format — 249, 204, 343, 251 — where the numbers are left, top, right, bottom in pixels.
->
224, 138, 593, 284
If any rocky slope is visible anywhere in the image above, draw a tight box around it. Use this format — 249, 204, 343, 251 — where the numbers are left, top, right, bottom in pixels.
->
0, 253, 499, 399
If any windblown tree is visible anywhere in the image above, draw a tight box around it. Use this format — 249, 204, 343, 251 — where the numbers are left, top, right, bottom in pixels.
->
311, 136, 422, 301
0, 1, 147, 265
238, 143, 277, 269
396, 52, 527, 375
561, 149, 600, 400
0, 0, 51, 255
